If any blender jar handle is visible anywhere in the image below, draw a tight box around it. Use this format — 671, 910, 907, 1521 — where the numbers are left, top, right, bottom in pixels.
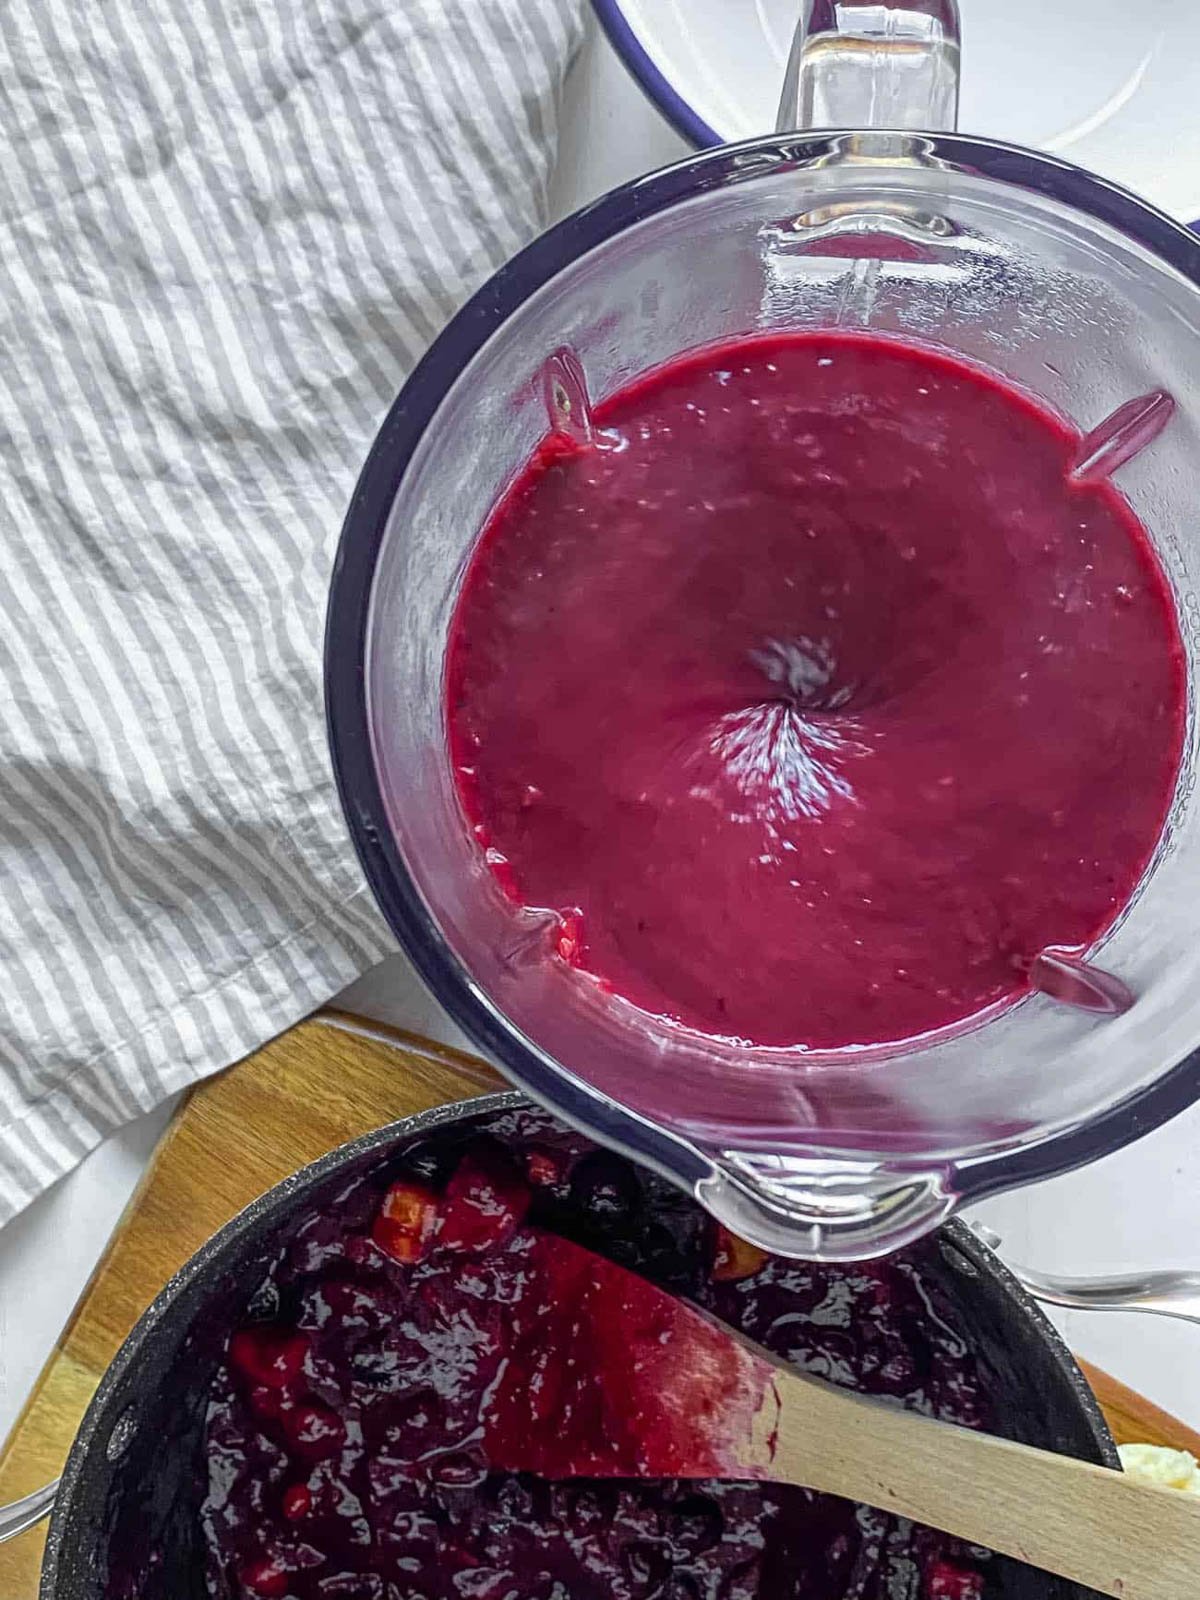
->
688, 1, 965, 1263
777, 0, 961, 134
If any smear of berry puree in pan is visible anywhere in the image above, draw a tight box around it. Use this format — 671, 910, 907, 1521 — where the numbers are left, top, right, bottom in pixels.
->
482, 1229, 776, 1481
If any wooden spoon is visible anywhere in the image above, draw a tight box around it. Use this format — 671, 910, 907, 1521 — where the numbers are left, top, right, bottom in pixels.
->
482, 1230, 1200, 1600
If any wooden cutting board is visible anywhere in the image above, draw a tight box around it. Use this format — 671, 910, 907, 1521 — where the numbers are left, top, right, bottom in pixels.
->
1, 1010, 1197, 1596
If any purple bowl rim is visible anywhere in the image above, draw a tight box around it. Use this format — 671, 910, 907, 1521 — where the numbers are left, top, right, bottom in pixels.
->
588, 0, 1200, 237
590, 0, 722, 148
326, 126, 1200, 1209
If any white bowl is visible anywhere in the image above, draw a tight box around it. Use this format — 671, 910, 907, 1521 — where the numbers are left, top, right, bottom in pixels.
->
593, 0, 1200, 222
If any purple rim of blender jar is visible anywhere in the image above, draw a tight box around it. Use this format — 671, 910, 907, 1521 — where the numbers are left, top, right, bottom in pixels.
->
326, 129, 1200, 1210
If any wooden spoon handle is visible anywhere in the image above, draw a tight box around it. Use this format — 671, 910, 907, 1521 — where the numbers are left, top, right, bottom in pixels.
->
767, 1367, 1200, 1600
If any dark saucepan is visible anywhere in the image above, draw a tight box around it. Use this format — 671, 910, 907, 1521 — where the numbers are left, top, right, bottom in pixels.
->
40, 1093, 1115, 1600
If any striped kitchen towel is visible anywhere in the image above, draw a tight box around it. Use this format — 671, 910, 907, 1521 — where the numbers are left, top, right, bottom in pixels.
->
0, 0, 584, 1222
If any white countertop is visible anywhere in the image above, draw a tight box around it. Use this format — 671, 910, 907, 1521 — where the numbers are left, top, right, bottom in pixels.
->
2, 12, 1198, 1464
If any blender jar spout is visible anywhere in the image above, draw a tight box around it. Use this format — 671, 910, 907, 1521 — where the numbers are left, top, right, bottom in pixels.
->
778, 0, 961, 135
698, 1148, 957, 1262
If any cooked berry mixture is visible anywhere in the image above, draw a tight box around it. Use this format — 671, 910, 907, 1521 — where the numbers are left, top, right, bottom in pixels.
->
200, 1111, 989, 1600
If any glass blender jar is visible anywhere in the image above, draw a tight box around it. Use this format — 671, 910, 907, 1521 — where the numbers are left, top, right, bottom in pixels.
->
326, 1, 1200, 1260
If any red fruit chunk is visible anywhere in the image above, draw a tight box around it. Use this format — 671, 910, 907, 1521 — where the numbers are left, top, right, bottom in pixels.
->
371, 1217, 420, 1264
525, 1147, 563, 1188
927, 1560, 984, 1600
555, 910, 585, 965
281, 1482, 312, 1522
370, 1180, 438, 1264
437, 1151, 531, 1254
283, 1402, 347, 1462
228, 1325, 309, 1391
239, 1556, 290, 1597
711, 1224, 769, 1283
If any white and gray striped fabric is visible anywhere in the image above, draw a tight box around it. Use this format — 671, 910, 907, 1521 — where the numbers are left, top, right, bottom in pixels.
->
0, 0, 584, 1223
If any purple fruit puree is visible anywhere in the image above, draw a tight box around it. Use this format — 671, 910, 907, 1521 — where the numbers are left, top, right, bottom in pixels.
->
447, 333, 1184, 1048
